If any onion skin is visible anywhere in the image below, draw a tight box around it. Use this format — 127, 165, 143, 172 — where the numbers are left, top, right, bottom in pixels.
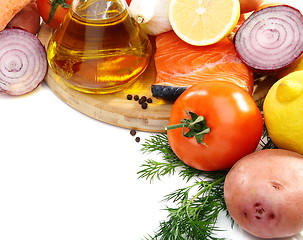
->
234, 5, 303, 73
129, 0, 172, 36
0, 29, 48, 96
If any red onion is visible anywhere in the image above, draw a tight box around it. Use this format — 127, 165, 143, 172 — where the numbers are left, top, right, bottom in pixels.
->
234, 5, 303, 73
0, 29, 48, 95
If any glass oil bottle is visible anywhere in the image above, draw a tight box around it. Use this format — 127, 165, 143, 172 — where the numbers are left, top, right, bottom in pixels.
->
47, 0, 152, 94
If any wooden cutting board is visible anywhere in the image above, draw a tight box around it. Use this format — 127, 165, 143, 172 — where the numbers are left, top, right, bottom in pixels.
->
38, 24, 173, 132
38, 24, 274, 133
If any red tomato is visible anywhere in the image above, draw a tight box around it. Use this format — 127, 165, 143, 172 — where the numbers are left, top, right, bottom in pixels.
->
166, 81, 263, 171
239, 0, 264, 13
37, 0, 72, 29
125, 0, 132, 5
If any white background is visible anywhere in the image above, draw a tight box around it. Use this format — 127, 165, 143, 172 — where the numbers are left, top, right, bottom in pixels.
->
1, 83, 302, 239
1, 0, 303, 239
1, 82, 173, 240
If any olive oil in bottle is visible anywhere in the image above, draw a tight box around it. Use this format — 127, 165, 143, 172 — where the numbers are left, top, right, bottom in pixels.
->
47, 0, 152, 94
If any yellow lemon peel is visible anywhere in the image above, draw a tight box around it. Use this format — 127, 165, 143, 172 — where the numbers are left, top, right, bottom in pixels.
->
276, 78, 303, 102
264, 70, 303, 155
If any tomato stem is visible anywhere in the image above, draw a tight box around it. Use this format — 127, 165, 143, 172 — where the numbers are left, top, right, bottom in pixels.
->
165, 123, 186, 130
165, 111, 210, 146
47, 0, 70, 24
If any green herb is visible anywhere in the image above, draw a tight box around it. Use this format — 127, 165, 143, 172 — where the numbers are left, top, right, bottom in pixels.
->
139, 123, 276, 240
148, 177, 227, 240
139, 133, 228, 240
139, 133, 203, 182
260, 125, 277, 150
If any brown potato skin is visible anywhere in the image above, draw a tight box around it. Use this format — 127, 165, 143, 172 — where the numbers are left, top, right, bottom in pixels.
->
224, 149, 303, 239
6, 2, 41, 35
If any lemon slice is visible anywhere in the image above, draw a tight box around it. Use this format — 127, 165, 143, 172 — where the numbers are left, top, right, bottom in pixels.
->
169, 0, 240, 46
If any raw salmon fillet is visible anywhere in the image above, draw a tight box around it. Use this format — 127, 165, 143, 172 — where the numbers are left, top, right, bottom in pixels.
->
152, 30, 254, 100
0, 0, 33, 31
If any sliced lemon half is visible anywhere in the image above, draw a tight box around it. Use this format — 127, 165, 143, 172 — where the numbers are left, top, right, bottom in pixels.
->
169, 0, 241, 46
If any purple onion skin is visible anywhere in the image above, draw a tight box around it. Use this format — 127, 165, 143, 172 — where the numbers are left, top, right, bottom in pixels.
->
0, 28, 48, 96
234, 5, 303, 74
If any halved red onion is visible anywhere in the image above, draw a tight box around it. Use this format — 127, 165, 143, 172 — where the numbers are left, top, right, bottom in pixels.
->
234, 5, 303, 72
0, 28, 48, 95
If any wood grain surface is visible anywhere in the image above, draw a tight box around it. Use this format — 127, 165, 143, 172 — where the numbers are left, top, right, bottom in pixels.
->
38, 24, 173, 132
38, 24, 274, 133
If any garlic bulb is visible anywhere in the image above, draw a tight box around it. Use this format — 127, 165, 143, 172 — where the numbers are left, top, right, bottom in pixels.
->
128, 0, 172, 36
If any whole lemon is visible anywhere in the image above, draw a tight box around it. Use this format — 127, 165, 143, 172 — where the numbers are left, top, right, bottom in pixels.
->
264, 70, 303, 154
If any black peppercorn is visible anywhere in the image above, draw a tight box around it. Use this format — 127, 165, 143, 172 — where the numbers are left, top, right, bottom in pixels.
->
139, 96, 147, 104
141, 102, 148, 109
127, 94, 133, 100
130, 129, 137, 136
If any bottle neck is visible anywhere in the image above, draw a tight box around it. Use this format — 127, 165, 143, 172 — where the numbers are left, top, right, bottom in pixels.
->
71, 0, 127, 20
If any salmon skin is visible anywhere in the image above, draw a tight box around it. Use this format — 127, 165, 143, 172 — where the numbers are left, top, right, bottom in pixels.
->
152, 31, 254, 101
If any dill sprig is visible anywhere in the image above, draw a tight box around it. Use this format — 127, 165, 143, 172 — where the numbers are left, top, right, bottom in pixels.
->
139, 133, 203, 182
139, 133, 229, 240
153, 178, 227, 240
259, 125, 278, 150
138, 106, 276, 239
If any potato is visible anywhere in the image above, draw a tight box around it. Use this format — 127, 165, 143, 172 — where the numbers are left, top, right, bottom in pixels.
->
224, 149, 303, 239
6, 1, 41, 35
